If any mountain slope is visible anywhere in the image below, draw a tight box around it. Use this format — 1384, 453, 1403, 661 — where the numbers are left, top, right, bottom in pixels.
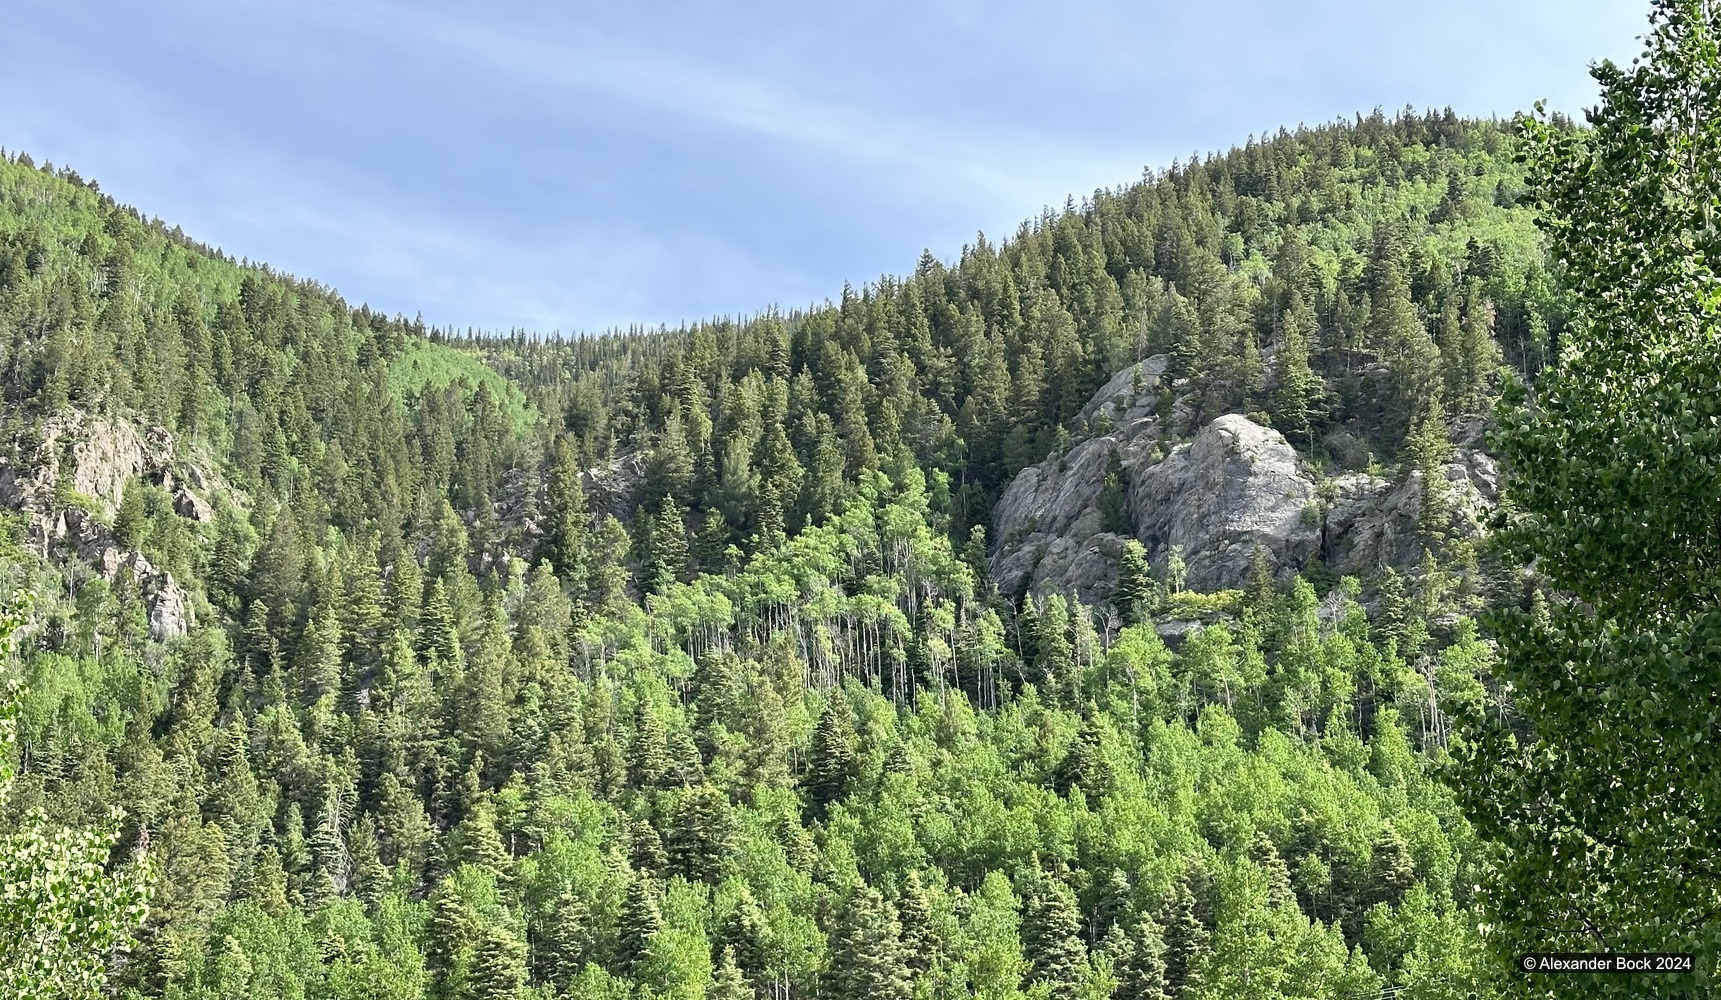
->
0, 110, 1538, 1000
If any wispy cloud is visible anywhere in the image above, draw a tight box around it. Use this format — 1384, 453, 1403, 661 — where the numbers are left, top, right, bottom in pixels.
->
1, 0, 1648, 333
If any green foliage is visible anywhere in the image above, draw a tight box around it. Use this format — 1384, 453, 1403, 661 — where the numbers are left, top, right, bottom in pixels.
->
0, 592, 152, 998
388, 341, 537, 436
0, 106, 1556, 1000
1456, 1, 1721, 993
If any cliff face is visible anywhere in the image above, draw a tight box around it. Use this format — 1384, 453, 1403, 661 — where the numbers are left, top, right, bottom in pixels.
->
990, 363, 1498, 606
0, 410, 216, 639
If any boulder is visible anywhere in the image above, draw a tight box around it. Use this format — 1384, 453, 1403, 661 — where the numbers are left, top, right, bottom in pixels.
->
990, 363, 1497, 605
173, 487, 214, 523
1129, 414, 1319, 592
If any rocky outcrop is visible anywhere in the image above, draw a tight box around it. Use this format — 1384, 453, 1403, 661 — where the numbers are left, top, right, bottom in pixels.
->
584, 451, 646, 519
990, 363, 1497, 606
0, 409, 214, 639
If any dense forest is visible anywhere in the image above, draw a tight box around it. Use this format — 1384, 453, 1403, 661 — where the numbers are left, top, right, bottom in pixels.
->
0, 96, 1613, 999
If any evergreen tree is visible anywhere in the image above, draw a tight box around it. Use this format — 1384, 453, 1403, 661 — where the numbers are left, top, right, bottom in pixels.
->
709, 946, 751, 1000
1268, 295, 1323, 446
826, 885, 912, 1000
1405, 396, 1453, 544
648, 498, 690, 595
537, 888, 591, 989
629, 704, 671, 791
1366, 823, 1418, 910
1117, 915, 1170, 1000
538, 438, 590, 586
1161, 877, 1209, 998
897, 869, 939, 974
715, 888, 772, 985
1113, 540, 1153, 625
1052, 713, 1111, 799
1021, 867, 1086, 1000
617, 875, 663, 975
1097, 449, 1131, 536
469, 925, 528, 1000
628, 817, 668, 876
664, 783, 734, 883
805, 700, 855, 815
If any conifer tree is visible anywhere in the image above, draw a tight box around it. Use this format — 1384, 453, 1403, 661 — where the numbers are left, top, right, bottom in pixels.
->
897, 869, 939, 974
427, 884, 477, 983
629, 704, 671, 791
664, 783, 734, 884
1022, 867, 1086, 1000
709, 946, 751, 1000
1404, 397, 1453, 545
1103, 545, 1149, 634
716, 888, 772, 985
1097, 449, 1131, 536
1247, 831, 1297, 909
448, 799, 510, 878
347, 814, 388, 907
469, 925, 528, 1000
805, 700, 855, 815
1268, 295, 1323, 446
1052, 714, 1111, 800
538, 438, 589, 587
1365, 823, 1418, 910
1370, 256, 1443, 428
1161, 877, 1209, 998
648, 498, 690, 595
826, 885, 912, 1000
537, 887, 591, 988
1117, 915, 1171, 1000
628, 817, 667, 876
617, 875, 663, 975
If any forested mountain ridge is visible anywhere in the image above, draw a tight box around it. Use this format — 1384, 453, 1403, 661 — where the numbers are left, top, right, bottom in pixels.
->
0, 109, 1555, 1000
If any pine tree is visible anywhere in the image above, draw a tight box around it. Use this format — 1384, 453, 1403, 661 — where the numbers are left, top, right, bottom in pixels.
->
1021, 867, 1086, 1000
648, 498, 690, 595
709, 946, 751, 1000
1369, 256, 1443, 427
1161, 877, 1209, 998
1034, 596, 1075, 695
664, 783, 734, 884
628, 817, 668, 876
1114, 540, 1153, 625
617, 874, 663, 974
469, 925, 528, 1000
422, 577, 461, 667
694, 507, 733, 576
537, 887, 591, 989
1095, 868, 1135, 944
538, 438, 590, 587
448, 798, 511, 879
1248, 831, 1297, 909
306, 795, 346, 907
897, 869, 939, 974
715, 888, 772, 985
1117, 915, 1170, 1000
1366, 823, 1418, 909
1268, 295, 1323, 446
1097, 449, 1131, 536
644, 410, 695, 505
1404, 397, 1453, 545
427, 883, 477, 981
629, 703, 671, 791
1052, 714, 1111, 799
826, 885, 912, 1000
805, 700, 855, 815
347, 813, 388, 907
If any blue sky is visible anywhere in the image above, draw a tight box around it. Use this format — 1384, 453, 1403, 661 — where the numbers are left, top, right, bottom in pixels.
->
4, 1, 1643, 334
